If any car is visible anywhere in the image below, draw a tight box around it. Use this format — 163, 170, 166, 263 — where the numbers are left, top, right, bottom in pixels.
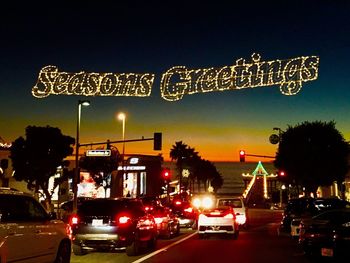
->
279, 197, 314, 234
139, 195, 162, 212
216, 196, 248, 228
152, 206, 180, 239
299, 208, 350, 259
281, 197, 350, 237
59, 197, 93, 223
198, 206, 239, 239
170, 199, 198, 229
0, 187, 71, 263
70, 197, 158, 256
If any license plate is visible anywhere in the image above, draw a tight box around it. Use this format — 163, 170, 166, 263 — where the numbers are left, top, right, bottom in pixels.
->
321, 248, 333, 257
92, 219, 103, 226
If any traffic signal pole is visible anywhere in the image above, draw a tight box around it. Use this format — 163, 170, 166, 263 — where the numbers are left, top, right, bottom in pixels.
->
245, 153, 275, 159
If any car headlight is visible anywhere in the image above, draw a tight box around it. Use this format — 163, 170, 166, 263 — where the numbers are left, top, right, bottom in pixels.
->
192, 198, 201, 209
202, 196, 214, 209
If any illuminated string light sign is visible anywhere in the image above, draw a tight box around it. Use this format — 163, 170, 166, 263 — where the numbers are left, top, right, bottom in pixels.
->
32, 54, 319, 101
32, 65, 155, 98
160, 53, 319, 101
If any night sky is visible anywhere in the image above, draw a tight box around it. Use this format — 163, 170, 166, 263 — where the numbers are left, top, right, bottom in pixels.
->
1, 0, 350, 161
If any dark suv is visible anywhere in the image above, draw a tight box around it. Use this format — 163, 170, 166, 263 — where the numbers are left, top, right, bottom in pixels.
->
70, 198, 158, 256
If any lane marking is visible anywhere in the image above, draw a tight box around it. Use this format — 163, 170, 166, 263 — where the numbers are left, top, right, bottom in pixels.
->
132, 232, 197, 263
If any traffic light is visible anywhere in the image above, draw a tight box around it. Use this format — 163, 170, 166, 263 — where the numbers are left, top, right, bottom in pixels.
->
278, 170, 286, 177
153, 132, 162, 150
162, 168, 171, 180
239, 150, 246, 162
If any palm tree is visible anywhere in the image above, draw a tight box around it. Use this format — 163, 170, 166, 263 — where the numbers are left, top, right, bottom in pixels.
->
170, 141, 189, 191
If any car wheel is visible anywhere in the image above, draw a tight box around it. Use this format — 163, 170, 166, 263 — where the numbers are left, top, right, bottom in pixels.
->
192, 220, 198, 230
164, 226, 172, 239
72, 244, 86, 256
175, 223, 180, 236
148, 236, 157, 250
126, 240, 140, 256
233, 230, 239, 240
54, 240, 71, 263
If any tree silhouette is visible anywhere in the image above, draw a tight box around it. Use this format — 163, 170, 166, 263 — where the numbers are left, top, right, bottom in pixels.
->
170, 141, 223, 193
10, 126, 75, 206
274, 121, 349, 197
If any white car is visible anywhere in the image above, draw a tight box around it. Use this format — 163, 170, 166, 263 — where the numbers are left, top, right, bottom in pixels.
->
216, 196, 248, 228
198, 206, 239, 239
0, 187, 71, 263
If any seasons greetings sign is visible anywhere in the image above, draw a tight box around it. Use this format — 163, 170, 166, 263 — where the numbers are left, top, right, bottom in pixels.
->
32, 53, 319, 101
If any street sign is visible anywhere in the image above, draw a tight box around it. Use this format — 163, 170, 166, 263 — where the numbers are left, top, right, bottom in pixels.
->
86, 149, 111, 156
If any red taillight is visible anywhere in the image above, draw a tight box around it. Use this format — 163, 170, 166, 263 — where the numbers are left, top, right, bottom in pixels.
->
184, 207, 193, 213
210, 211, 221, 216
137, 217, 155, 230
69, 215, 79, 225
199, 214, 207, 220
154, 217, 163, 224
145, 206, 154, 212
119, 216, 131, 224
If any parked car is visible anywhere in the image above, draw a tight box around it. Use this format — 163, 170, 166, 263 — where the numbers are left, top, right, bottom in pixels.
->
170, 199, 198, 229
299, 208, 350, 259
280, 197, 314, 233
280, 197, 350, 237
216, 196, 248, 228
70, 197, 158, 256
0, 187, 71, 263
198, 206, 239, 239
152, 206, 180, 239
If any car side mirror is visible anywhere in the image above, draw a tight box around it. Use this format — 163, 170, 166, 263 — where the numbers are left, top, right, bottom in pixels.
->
48, 212, 57, 220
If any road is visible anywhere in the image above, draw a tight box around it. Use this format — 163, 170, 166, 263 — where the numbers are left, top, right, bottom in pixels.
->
70, 209, 314, 263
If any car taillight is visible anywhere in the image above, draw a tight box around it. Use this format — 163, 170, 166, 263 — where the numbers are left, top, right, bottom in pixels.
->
175, 201, 182, 206
210, 211, 221, 216
118, 216, 131, 225
145, 206, 154, 212
69, 214, 79, 225
224, 213, 234, 219
236, 213, 246, 224
199, 214, 207, 220
184, 207, 193, 213
137, 217, 154, 230
154, 217, 163, 224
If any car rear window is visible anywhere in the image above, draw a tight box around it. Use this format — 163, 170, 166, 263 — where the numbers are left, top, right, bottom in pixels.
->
218, 199, 242, 208
79, 199, 145, 217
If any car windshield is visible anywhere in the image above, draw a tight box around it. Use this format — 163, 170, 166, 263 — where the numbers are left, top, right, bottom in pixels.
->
313, 210, 350, 225
218, 199, 242, 208
313, 199, 350, 211
285, 198, 313, 215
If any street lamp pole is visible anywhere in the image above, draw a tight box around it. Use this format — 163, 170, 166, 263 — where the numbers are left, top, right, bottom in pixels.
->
73, 100, 90, 213
118, 112, 126, 161
118, 112, 126, 197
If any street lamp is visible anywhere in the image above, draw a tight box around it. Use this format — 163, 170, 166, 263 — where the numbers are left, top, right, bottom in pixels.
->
73, 100, 90, 213
118, 112, 126, 161
280, 184, 286, 208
